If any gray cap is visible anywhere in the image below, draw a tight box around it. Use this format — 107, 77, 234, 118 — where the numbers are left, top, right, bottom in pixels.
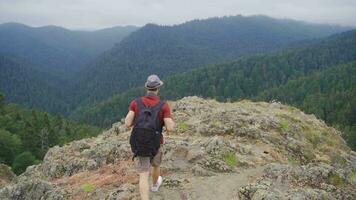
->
145, 74, 163, 89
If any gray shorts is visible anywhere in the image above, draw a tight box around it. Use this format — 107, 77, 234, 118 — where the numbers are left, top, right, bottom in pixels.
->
135, 146, 164, 173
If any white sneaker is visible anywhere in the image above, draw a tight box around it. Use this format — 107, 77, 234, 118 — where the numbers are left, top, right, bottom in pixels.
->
151, 176, 163, 192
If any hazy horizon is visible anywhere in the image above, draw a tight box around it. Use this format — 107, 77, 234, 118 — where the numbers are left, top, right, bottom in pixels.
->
0, 0, 355, 30
1, 14, 354, 31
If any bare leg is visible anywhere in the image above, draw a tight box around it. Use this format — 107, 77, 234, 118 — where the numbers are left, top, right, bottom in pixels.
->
151, 166, 160, 184
139, 172, 150, 200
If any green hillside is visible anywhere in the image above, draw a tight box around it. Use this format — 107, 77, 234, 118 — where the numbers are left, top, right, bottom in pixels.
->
71, 30, 356, 126
0, 93, 101, 174
0, 16, 349, 115
71, 15, 349, 105
0, 55, 70, 114
257, 62, 356, 149
0, 23, 138, 76
70, 30, 356, 150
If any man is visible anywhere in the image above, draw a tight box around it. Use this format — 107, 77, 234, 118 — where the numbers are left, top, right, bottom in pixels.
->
125, 74, 174, 200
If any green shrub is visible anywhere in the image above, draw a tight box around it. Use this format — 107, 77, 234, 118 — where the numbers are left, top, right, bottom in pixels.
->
11, 151, 40, 175
344, 126, 356, 151
279, 121, 290, 132
328, 174, 345, 187
330, 152, 347, 167
81, 183, 95, 192
178, 123, 189, 131
305, 131, 322, 148
0, 129, 22, 164
224, 152, 238, 167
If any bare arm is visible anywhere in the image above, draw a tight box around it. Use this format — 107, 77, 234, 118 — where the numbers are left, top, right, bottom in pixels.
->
125, 111, 135, 128
163, 118, 175, 134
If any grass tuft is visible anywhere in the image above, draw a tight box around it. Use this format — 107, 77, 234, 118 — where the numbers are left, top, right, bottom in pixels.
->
280, 120, 290, 132
224, 152, 238, 168
305, 131, 322, 148
81, 183, 95, 193
178, 123, 189, 131
328, 174, 345, 188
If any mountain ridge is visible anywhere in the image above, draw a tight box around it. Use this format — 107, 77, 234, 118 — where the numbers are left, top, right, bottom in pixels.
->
0, 55, 69, 114
0, 15, 351, 115
70, 15, 350, 105
70, 29, 356, 128
0, 22, 138, 75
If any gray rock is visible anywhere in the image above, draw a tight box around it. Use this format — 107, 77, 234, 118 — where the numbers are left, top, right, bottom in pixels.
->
0, 179, 56, 200
0, 164, 16, 188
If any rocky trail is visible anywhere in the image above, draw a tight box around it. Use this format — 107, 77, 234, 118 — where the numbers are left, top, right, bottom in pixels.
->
0, 97, 355, 199
149, 151, 265, 200
183, 167, 264, 200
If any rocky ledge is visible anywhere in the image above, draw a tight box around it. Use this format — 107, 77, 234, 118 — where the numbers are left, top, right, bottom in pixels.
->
0, 164, 16, 189
0, 97, 355, 199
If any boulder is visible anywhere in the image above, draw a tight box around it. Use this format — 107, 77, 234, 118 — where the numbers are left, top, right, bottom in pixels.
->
0, 164, 16, 188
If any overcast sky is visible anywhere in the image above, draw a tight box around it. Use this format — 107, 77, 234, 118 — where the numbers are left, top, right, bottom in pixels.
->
0, 0, 355, 29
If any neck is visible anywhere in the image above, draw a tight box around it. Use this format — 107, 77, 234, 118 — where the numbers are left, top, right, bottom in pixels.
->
147, 91, 158, 96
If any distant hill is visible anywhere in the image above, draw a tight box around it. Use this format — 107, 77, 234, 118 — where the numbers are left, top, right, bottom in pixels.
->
70, 30, 356, 151
257, 61, 356, 148
71, 15, 350, 105
0, 23, 138, 76
0, 55, 68, 114
0, 16, 352, 117
71, 30, 356, 126
0, 93, 101, 175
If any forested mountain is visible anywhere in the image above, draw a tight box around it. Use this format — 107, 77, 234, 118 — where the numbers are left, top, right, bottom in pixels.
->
257, 62, 356, 149
1, 14, 356, 178
0, 16, 350, 115
71, 30, 356, 126
0, 23, 138, 113
0, 55, 69, 114
0, 23, 138, 76
71, 15, 350, 105
70, 30, 356, 150
0, 93, 101, 174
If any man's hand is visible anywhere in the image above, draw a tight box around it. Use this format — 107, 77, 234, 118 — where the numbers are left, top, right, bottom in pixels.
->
163, 118, 175, 134
125, 111, 135, 128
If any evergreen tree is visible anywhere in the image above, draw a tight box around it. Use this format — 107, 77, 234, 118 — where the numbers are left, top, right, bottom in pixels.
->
11, 151, 39, 175
0, 129, 22, 164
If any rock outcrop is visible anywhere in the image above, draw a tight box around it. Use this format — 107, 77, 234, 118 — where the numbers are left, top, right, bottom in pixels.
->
0, 164, 16, 189
0, 97, 355, 199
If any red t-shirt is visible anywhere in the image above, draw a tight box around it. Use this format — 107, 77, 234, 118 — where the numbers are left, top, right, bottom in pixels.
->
129, 95, 171, 144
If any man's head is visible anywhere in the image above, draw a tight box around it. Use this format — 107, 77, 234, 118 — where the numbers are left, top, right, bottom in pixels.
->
145, 74, 163, 94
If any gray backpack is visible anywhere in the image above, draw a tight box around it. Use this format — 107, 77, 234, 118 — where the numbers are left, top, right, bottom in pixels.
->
129, 98, 164, 160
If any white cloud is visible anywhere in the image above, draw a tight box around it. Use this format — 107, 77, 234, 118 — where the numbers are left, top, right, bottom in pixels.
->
0, 0, 355, 29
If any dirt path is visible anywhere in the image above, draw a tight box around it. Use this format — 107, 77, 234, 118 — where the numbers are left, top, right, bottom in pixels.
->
151, 166, 265, 200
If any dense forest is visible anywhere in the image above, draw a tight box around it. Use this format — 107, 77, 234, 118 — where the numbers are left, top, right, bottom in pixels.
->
70, 30, 356, 150
71, 15, 349, 105
257, 62, 356, 149
71, 30, 356, 125
0, 93, 101, 174
0, 55, 69, 114
0, 16, 349, 115
0, 23, 138, 114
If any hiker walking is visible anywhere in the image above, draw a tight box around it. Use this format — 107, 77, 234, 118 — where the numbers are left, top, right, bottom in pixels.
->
125, 74, 174, 200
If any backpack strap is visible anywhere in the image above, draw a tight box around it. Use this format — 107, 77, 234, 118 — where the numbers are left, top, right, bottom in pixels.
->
134, 98, 146, 125
135, 97, 146, 110
134, 98, 165, 132
151, 100, 165, 132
